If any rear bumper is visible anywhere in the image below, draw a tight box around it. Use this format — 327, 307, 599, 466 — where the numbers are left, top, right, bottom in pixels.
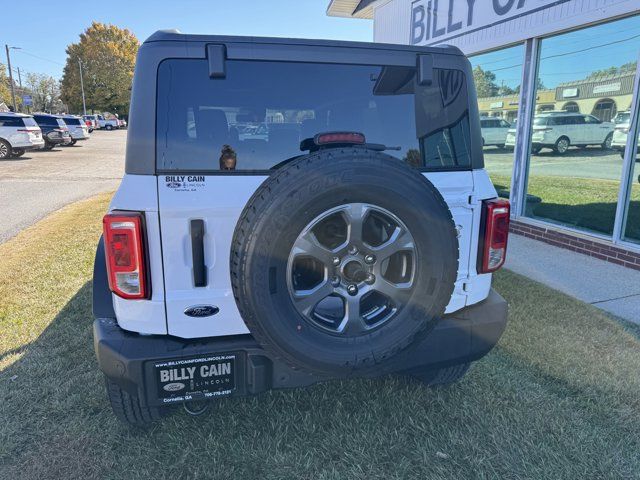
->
95, 289, 507, 407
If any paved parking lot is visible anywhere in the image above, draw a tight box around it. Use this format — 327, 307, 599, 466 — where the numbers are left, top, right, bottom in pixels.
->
483, 145, 625, 180
0, 130, 125, 243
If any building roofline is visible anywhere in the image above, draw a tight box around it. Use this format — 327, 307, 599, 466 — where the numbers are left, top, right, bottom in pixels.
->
326, 0, 378, 19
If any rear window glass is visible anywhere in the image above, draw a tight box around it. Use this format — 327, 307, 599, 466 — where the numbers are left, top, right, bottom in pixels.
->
63, 117, 81, 125
22, 117, 38, 127
34, 116, 60, 126
156, 59, 472, 172
533, 117, 548, 126
615, 112, 630, 124
0, 116, 26, 127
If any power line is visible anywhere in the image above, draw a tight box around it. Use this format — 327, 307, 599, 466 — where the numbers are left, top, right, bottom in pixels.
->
541, 33, 640, 61
14, 49, 65, 66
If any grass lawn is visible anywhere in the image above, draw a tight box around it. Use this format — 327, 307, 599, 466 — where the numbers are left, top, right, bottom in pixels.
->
2, 194, 640, 480
491, 173, 640, 239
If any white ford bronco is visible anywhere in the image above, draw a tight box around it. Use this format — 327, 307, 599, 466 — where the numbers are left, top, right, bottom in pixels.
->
93, 31, 509, 425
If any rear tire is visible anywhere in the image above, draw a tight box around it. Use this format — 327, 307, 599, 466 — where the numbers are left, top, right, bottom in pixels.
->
69, 139, 77, 146
0, 139, 12, 159
105, 124, 113, 131
11, 148, 25, 157
104, 376, 172, 426
602, 133, 613, 150
553, 137, 570, 155
412, 362, 471, 387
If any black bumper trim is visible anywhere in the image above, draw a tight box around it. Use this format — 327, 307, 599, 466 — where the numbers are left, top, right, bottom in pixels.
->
94, 289, 507, 407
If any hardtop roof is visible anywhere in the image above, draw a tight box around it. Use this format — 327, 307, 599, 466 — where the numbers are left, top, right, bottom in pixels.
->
143, 30, 464, 57
0, 112, 33, 118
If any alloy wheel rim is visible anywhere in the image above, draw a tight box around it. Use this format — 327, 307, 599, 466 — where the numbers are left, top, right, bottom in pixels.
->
286, 203, 417, 336
0, 144, 7, 158
558, 139, 569, 152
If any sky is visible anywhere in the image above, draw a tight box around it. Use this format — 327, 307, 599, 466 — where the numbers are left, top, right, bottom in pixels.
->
470, 14, 640, 90
1, 0, 373, 80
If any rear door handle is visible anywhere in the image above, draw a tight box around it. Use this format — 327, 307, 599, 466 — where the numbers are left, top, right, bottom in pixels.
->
190, 219, 207, 287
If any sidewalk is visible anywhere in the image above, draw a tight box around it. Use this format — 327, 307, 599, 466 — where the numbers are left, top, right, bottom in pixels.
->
504, 234, 640, 324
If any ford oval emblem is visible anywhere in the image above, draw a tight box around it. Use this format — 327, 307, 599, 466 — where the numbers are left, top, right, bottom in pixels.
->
163, 382, 185, 392
184, 305, 219, 318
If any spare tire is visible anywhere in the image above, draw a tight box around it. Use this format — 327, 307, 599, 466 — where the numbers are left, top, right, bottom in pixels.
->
231, 148, 458, 376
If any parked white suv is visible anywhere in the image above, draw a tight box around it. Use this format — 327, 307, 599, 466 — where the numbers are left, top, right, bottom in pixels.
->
480, 117, 510, 148
93, 32, 509, 425
61, 115, 90, 145
611, 111, 640, 159
0, 113, 45, 159
96, 114, 120, 130
505, 112, 614, 154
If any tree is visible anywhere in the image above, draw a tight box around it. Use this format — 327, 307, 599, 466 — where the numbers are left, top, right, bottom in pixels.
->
25, 73, 64, 113
61, 22, 139, 115
586, 61, 637, 80
0, 63, 11, 108
473, 65, 499, 98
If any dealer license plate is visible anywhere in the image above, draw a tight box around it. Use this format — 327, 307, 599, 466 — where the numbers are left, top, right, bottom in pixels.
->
154, 354, 236, 403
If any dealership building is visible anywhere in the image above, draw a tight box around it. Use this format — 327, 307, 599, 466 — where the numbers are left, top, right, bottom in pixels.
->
328, 0, 640, 269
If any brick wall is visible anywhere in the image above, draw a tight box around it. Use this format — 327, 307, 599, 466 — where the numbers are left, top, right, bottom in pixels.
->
510, 220, 640, 271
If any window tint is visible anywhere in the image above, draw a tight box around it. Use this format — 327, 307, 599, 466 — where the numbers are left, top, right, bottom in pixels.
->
63, 117, 81, 125
34, 115, 59, 126
156, 59, 472, 172
0, 116, 25, 127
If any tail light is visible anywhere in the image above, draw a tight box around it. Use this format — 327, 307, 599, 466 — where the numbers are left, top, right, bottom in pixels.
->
316, 132, 365, 145
103, 212, 148, 299
479, 198, 510, 273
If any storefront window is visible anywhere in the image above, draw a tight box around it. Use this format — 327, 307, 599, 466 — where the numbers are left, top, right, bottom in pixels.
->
524, 15, 640, 236
622, 92, 640, 244
470, 44, 524, 198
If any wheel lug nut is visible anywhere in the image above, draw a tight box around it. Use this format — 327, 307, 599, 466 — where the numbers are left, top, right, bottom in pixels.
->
348, 245, 358, 255
364, 254, 376, 264
365, 273, 375, 284
332, 256, 341, 266
347, 284, 358, 296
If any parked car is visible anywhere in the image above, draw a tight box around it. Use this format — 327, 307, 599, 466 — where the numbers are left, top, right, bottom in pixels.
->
61, 115, 90, 145
0, 112, 45, 159
480, 117, 510, 148
93, 31, 509, 425
118, 118, 127, 128
611, 111, 640, 160
32, 114, 72, 150
83, 115, 98, 132
96, 114, 120, 130
505, 112, 614, 154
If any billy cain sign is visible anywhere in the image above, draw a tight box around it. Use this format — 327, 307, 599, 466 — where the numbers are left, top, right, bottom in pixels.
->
410, 0, 569, 45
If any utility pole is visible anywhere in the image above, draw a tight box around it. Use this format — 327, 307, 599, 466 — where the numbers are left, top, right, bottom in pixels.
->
78, 59, 87, 115
5, 45, 18, 112
16, 67, 27, 113
17, 67, 31, 113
